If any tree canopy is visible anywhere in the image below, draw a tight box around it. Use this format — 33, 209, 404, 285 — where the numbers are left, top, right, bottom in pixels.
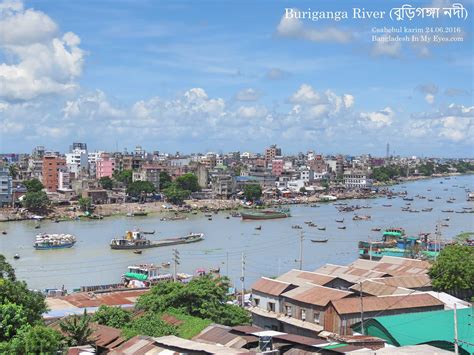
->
113, 169, 133, 187
59, 310, 94, 347
122, 313, 178, 339
126, 181, 156, 199
136, 275, 250, 326
428, 245, 474, 298
175, 173, 200, 192
159, 171, 172, 190
99, 176, 114, 190
243, 184, 262, 201
78, 197, 92, 212
22, 191, 50, 213
92, 305, 132, 329
162, 183, 191, 205
23, 178, 44, 192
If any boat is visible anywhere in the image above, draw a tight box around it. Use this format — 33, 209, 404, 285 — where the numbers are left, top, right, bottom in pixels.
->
382, 204, 392, 207
422, 208, 433, 212
241, 208, 290, 220
442, 209, 454, 213
34, 224, 41, 229
1, 231, 6, 235
371, 228, 381, 232
317, 227, 326, 231
308, 222, 317, 227
123, 264, 173, 287
353, 215, 371, 221
292, 225, 302, 229
13, 254, 20, 260
161, 261, 171, 268
133, 250, 142, 254
255, 226, 262, 230
127, 211, 148, 217
210, 267, 220, 273
142, 230, 155, 235
110, 230, 204, 249
335, 219, 344, 223
338, 226, 346, 229
34, 233, 76, 250
311, 239, 328, 243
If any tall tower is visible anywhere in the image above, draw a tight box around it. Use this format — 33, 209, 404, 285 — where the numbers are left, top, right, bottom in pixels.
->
386, 143, 390, 159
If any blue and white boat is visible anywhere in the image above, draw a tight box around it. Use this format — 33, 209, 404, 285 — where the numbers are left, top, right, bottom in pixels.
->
34, 233, 76, 250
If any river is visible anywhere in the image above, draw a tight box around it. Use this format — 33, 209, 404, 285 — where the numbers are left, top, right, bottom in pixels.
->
0, 175, 472, 291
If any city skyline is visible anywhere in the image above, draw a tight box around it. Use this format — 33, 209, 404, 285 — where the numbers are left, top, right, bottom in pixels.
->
0, 0, 473, 156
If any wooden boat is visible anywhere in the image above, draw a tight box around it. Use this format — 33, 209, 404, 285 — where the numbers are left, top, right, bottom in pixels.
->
311, 239, 328, 243
13, 254, 20, 260
353, 215, 371, 221
292, 225, 302, 229
142, 230, 155, 235
161, 262, 171, 268
255, 226, 262, 230
1, 231, 6, 235
241, 209, 290, 220
382, 204, 392, 207
317, 227, 326, 231
442, 209, 454, 213
338, 226, 346, 230
208, 218, 212, 221
371, 228, 381, 232
133, 250, 142, 254
127, 211, 148, 217
110, 231, 204, 250
210, 267, 220, 273
422, 208, 433, 212
34, 225, 41, 229
335, 219, 344, 223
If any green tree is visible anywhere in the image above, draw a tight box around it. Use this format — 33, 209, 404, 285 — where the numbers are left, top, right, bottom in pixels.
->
126, 181, 156, 200
22, 191, 50, 213
92, 305, 132, 329
0, 303, 28, 341
159, 171, 172, 190
162, 183, 190, 205
4, 325, 63, 354
0, 254, 16, 281
175, 173, 200, 192
24, 178, 44, 192
78, 197, 92, 212
243, 184, 262, 201
428, 245, 474, 298
122, 313, 177, 339
0, 278, 47, 324
137, 276, 251, 326
113, 170, 133, 187
8, 165, 18, 179
59, 309, 94, 347
99, 176, 114, 190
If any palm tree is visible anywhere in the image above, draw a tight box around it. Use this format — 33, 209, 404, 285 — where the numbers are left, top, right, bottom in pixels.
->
59, 309, 94, 347
8, 164, 18, 179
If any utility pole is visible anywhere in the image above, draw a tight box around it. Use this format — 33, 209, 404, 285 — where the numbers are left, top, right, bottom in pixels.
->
226, 252, 229, 277
369, 236, 373, 261
172, 249, 180, 282
240, 252, 245, 307
359, 282, 365, 334
299, 231, 304, 270
454, 304, 459, 355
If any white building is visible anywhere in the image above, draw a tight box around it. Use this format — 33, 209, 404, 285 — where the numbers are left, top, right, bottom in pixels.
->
343, 170, 371, 189
58, 170, 71, 190
66, 149, 88, 176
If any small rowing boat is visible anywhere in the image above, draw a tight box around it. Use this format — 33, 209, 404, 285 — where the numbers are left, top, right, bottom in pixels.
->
311, 239, 328, 243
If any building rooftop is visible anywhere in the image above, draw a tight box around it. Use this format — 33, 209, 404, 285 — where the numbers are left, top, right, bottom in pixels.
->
282, 283, 353, 307
370, 274, 432, 289
276, 269, 336, 286
349, 280, 413, 297
251, 277, 294, 296
330, 293, 444, 315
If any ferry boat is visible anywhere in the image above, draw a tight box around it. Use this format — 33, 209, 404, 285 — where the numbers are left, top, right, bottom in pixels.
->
34, 233, 76, 250
358, 228, 443, 260
110, 230, 204, 250
241, 208, 290, 220
123, 264, 173, 287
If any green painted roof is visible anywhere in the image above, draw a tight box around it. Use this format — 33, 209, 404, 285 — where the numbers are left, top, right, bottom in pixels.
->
383, 231, 402, 237
353, 308, 474, 355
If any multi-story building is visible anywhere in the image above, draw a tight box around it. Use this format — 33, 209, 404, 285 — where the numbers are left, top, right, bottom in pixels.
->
271, 159, 284, 177
0, 167, 13, 207
309, 155, 327, 174
69, 142, 87, 152
66, 148, 89, 176
96, 153, 115, 179
132, 164, 161, 191
211, 174, 234, 199
343, 170, 371, 189
265, 144, 281, 166
42, 155, 66, 192
88, 151, 103, 178
58, 170, 71, 190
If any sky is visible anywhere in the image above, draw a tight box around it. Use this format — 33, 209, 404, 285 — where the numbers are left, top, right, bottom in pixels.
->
0, 0, 473, 156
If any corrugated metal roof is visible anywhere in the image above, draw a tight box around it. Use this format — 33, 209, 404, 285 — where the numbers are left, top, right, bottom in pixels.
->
273, 333, 328, 346
313, 264, 387, 283
193, 324, 258, 348
90, 324, 125, 349
153, 335, 251, 353
282, 283, 353, 306
331, 293, 444, 315
251, 277, 293, 296
349, 280, 412, 296
59, 289, 149, 308
371, 274, 431, 289
277, 269, 336, 286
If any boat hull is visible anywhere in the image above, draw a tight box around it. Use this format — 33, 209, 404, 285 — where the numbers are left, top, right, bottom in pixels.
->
34, 242, 75, 250
241, 211, 290, 220
110, 234, 204, 250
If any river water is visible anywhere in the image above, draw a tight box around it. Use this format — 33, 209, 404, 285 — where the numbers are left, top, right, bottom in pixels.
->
1, 175, 472, 291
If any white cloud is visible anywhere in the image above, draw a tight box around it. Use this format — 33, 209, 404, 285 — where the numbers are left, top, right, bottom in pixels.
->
343, 94, 355, 109
276, 9, 352, 43
235, 88, 261, 102
425, 94, 435, 104
265, 68, 289, 80
0, 2, 84, 100
290, 84, 322, 105
359, 107, 394, 128
371, 41, 401, 58
237, 105, 268, 119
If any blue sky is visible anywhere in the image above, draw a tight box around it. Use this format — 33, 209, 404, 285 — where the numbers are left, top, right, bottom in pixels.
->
0, 0, 472, 156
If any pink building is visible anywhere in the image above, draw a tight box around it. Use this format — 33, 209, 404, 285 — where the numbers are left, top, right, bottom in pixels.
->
271, 159, 284, 177
96, 153, 115, 179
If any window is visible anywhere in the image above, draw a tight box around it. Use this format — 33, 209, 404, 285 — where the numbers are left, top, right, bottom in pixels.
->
301, 309, 306, 321
267, 302, 275, 312
314, 311, 320, 324
285, 306, 292, 317
253, 298, 260, 307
